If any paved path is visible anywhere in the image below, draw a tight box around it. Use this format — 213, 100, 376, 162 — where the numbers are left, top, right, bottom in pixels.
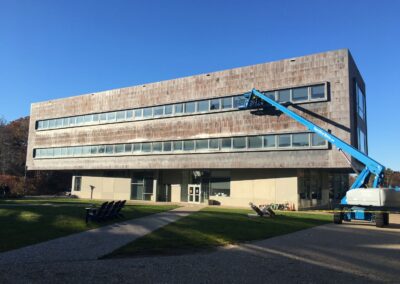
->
0, 205, 203, 264
1, 213, 399, 283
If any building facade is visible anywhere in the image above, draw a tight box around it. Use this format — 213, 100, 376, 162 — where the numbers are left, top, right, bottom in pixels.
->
26, 49, 367, 209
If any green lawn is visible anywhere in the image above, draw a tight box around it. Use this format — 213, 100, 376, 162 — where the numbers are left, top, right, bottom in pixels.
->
0, 198, 178, 253
107, 207, 332, 258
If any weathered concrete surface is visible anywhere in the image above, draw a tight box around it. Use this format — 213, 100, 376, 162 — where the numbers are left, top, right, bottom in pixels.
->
0, 205, 203, 264
0, 214, 398, 283
27, 49, 358, 171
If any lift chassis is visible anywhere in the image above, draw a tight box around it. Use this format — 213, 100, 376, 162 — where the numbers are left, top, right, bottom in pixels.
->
240, 89, 399, 227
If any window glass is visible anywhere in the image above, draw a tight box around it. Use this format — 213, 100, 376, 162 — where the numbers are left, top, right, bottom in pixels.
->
55, 119, 63, 128
134, 109, 143, 119
98, 145, 105, 154
248, 136, 263, 148
210, 99, 220, 110
221, 97, 232, 109
74, 177, 82, 192
311, 85, 325, 99
107, 112, 116, 121
61, 118, 69, 127
152, 142, 162, 152
61, 148, 68, 156
67, 147, 74, 156
105, 145, 114, 154
125, 144, 132, 152
99, 113, 107, 122
183, 140, 195, 151
174, 104, 183, 114
76, 116, 84, 125
143, 108, 153, 118
233, 96, 246, 108
358, 128, 366, 153
49, 119, 56, 128
43, 120, 49, 129
264, 91, 276, 101
311, 133, 326, 146
185, 102, 196, 114
142, 143, 151, 152
82, 146, 91, 155
197, 100, 209, 112
163, 141, 172, 151
74, 147, 82, 156
173, 141, 183, 151
90, 146, 98, 154
292, 133, 309, 147
221, 138, 232, 149
116, 111, 126, 121
356, 83, 365, 120
84, 115, 92, 123
153, 106, 164, 117
232, 137, 246, 149
278, 90, 291, 102
209, 177, 230, 197
264, 135, 276, 148
54, 148, 61, 157
126, 110, 133, 119
278, 134, 291, 147
209, 138, 219, 149
47, 148, 54, 157
133, 143, 141, 152
115, 144, 125, 153
292, 87, 308, 102
195, 139, 208, 150
165, 105, 173, 115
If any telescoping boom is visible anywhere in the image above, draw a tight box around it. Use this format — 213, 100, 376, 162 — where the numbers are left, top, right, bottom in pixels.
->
240, 89, 400, 227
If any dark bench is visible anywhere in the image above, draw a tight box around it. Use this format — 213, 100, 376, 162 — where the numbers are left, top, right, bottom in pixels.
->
85, 200, 126, 224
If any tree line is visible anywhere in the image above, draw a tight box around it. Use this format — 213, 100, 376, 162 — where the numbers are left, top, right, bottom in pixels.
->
0, 116, 71, 197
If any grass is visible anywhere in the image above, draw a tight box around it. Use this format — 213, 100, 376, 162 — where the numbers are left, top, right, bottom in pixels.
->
107, 207, 332, 258
0, 198, 178, 253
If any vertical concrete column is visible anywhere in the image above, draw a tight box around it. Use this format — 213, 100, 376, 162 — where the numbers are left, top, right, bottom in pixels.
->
152, 170, 159, 202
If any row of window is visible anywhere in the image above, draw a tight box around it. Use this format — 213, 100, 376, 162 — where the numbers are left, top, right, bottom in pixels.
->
34, 132, 327, 158
36, 84, 327, 130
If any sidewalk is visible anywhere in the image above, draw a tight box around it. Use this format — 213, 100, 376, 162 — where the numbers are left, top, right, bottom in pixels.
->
0, 205, 203, 264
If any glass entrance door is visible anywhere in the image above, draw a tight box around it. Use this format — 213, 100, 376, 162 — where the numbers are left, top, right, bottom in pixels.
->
188, 184, 201, 204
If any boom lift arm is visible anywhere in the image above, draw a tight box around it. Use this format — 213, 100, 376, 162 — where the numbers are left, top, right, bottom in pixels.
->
240, 89, 386, 205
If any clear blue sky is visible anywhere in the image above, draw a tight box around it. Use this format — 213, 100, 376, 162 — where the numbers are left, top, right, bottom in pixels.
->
1, 0, 399, 170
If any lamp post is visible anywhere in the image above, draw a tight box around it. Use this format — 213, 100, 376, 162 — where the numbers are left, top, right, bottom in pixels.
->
90, 185, 95, 200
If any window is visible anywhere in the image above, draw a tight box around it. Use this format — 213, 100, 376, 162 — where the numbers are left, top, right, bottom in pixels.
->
82, 146, 91, 155
163, 141, 172, 152
165, 105, 173, 115
153, 106, 164, 117
278, 90, 290, 102
185, 102, 196, 114
264, 91, 276, 101
209, 177, 230, 197
92, 114, 99, 122
99, 113, 107, 122
61, 148, 68, 156
311, 85, 325, 99
210, 99, 220, 110
174, 104, 183, 114
74, 147, 82, 156
49, 119, 56, 128
173, 141, 183, 151
264, 135, 276, 148
221, 138, 232, 149
67, 147, 74, 156
221, 97, 232, 109
142, 143, 151, 152
134, 109, 143, 119
292, 87, 308, 102
55, 119, 63, 128
195, 139, 208, 150
43, 120, 49, 129
278, 135, 291, 147
152, 142, 162, 152
143, 108, 153, 118
76, 116, 84, 125
105, 145, 114, 154
125, 144, 132, 152
358, 128, 367, 154
197, 100, 209, 112
183, 140, 195, 151
126, 110, 133, 120
133, 143, 141, 152
233, 96, 246, 108
84, 115, 92, 123
116, 111, 126, 121
115, 144, 125, 153
356, 83, 366, 121
209, 138, 219, 149
107, 112, 116, 122
292, 133, 309, 147
248, 136, 263, 148
98, 145, 105, 154
90, 146, 98, 154
74, 177, 82, 191
311, 133, 326, 146
54, 148, 61, 157
232, 137, 246, 149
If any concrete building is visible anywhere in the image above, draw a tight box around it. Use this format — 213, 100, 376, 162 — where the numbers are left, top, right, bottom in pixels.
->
26, 49, 368, 209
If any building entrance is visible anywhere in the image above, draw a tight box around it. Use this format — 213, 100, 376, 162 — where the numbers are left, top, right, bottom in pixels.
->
188, 184, 201, 204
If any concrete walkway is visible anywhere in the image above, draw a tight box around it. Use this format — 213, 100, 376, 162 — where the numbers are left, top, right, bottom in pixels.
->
0, 205, 203, 264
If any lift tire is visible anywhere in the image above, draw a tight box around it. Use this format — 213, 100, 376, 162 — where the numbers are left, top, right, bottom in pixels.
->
333, 209, 342, 224
375, 212, 385, 227
383, 213, 389, 225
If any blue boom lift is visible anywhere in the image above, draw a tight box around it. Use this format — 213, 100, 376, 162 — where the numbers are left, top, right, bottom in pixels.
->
240, 89, 400, 227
